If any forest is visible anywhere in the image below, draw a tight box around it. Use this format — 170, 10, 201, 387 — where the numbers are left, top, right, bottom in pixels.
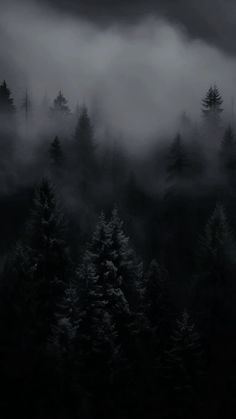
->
0, 80, 235, 418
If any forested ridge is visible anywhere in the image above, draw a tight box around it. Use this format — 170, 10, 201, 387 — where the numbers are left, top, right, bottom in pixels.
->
0, 81, 236, 418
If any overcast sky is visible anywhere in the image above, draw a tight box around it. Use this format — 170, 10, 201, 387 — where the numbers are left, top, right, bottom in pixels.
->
1, 0, 236, 143
39, 0, 236, 55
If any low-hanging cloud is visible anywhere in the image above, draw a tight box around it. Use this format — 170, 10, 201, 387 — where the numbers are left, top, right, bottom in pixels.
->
1, 0, 236, 146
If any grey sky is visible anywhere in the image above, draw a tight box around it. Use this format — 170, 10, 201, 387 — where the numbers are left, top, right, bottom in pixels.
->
40, 0, 236, 55
1, 0, 236, 146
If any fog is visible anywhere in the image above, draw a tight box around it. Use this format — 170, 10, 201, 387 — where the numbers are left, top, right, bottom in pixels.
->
1, 0, 236, 144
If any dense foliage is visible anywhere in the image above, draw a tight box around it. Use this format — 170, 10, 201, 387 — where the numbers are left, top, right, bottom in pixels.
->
0, 81, 235, 418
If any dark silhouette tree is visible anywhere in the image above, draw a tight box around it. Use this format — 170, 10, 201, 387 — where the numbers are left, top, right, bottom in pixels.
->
166, 134, 188, 181
51, 90, 71, 116
164, 310, 204, 418
220, 125, 236, 173
13, 178, 71, 345
21, 90, 32, 121
74, 106, 96, 164
0, 80, 15, 115
197, 203, 235, 285
76, 261, 120, 416
202, 84, 223, 126
144, 260, 171, 339
49, 136, 64, 168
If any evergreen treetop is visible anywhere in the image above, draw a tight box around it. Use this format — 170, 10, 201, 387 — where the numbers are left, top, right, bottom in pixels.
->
51, 90, 71, 115
202, 84, 223, 123
0, 80, 15, 115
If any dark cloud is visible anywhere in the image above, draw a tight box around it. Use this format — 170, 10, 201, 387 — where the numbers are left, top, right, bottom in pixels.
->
2, 0, 236, 147
40, 0, 236, 54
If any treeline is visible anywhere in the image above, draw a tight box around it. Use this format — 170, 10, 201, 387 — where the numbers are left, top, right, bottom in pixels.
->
0, 80, 236, 418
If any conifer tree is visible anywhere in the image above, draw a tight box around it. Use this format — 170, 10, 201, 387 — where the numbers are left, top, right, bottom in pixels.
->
21, 90, 32, 121
77, 262, 119, 394
74, 106, 97, 179
49, 281, 80, 405
0, 80, 15, 115
166, 134, 188, 181
202, 84, 223, 125
108, 207, 142, 309
82, 212, 134, 330
51, 90, 70, 116
144, 260, 171, 337
197, 203, 235, 284
50, 282, 79, 363
164, 310, 204, 418
20, 178, 71, 345
220, 125, 236, 172
49, 136, 64, 168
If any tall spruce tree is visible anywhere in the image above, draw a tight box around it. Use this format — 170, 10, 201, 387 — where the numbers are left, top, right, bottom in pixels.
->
23, 178, 71, 345
74, 106, 97, 181
144, 260, 171, 338
0, 80, 15, 115
21, 90, 32, 121
49, 136, 64, 169
197, 203, 235, 284
166, 134, 188, 181
108, 207, 142, 310
50, 282, 79, 363
81, 212, 134, 334
77, 262, 119, 397
0, 180, 72, 402
202, 84, 223, 126
194, 204, 236, 346
51, 91, 70, 116
220, 125, 236, 173
164, 310, 204, 418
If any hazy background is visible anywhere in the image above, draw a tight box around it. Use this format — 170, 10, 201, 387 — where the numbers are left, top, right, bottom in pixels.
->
1, 0, 236, 143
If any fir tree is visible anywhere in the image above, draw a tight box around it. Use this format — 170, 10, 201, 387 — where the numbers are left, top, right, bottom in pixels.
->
49, 136, 64, 168
220, 125, 236, 172
0, 80, 15, 115
21, 90, 32, 121
24, 178, 71, 344
194, 204, 236, 342
197, 203, 235, 284
51, 90, 70, 116
82, 212, 133, 331
74, 106, 97, 180
164, 310, 204, 418
50, 282, 79, 363
202, 84, 223, 126
77, 262, 119, 394
144, 260, 171, 337
108, 207, 142, 309
166, 134, 188, 181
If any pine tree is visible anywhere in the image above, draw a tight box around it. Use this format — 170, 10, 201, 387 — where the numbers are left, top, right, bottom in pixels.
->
50, 282, 79, 362
108, 207, 142, 309
220, 125, 236, 172
79, 210, 142, 367
202, 84, 223, 125
164, 310, 204, 418
0, 80, 15, 115
21, 90, 32, 121
166, 134, 188, 181
197, 203, 235, 284
82, 212, 133, 331
25, 178, 71, 344
144, 260, 171, 337
51, 91, 70, 116
77, 262, 119, 395
49, 136, 64, 168
74, 106, 97, 181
